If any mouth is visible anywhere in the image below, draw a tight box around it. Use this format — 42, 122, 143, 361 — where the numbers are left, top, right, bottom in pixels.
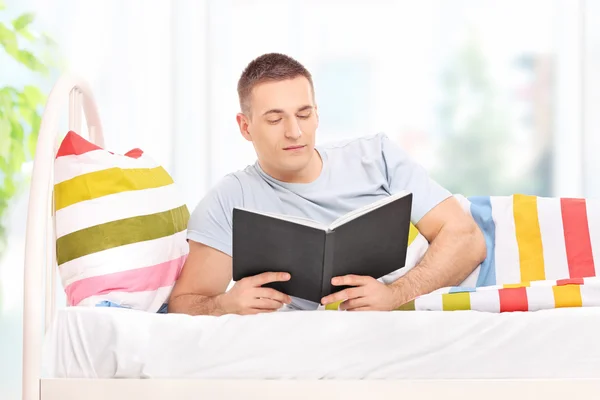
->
283, 145, 306, 151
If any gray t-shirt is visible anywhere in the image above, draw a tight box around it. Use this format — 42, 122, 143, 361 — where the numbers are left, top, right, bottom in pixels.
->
187, 132, 451, 309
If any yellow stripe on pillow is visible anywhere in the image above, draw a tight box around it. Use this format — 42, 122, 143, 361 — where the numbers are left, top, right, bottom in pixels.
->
55, 166, 173, 211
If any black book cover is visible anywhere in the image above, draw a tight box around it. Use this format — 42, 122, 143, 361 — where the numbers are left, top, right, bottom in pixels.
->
232, 192, 412, 304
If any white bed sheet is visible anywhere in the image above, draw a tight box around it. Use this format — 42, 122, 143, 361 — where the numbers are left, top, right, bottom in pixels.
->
42, 306, 600, 380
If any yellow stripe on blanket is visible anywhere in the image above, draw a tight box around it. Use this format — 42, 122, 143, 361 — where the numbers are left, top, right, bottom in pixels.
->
442, 292, 471, 311
503, 282, 530, 288
553, 284, 583, 308
514, 194, 546, 282
408, 223, 419, 246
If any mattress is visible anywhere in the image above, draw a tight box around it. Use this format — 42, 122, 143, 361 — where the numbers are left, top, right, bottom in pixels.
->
42, 306, 600, 379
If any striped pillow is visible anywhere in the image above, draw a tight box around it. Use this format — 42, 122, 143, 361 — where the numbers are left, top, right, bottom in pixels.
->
54, 131, 190, 312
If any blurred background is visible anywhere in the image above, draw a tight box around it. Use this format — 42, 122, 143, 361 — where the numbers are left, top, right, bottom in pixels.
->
1, 0, 599, 397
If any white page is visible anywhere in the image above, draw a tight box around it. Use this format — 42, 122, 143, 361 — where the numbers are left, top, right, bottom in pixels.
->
235, 208, 327, 230
235, 190, 409, 232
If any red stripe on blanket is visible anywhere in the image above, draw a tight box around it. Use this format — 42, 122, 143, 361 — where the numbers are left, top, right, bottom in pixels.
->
56, 131, 102, 158
499, 287, 528, 312
556, 277, 585, 286
561, 198, 596, 278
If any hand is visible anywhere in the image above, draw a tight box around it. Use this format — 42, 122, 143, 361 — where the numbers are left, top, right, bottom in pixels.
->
221, 272, 292, 315
320, 275, 399, 311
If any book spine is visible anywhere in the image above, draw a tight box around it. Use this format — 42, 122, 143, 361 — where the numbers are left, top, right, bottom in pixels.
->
321, 230, 336, 300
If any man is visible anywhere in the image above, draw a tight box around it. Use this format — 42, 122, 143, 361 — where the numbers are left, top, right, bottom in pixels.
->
168, 53, 486, 315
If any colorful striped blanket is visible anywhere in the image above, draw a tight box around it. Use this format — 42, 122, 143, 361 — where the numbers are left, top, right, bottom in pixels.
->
391, 194, 600, 312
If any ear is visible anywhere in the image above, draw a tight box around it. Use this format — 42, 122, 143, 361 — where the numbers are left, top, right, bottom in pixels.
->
236, 113, 252, 142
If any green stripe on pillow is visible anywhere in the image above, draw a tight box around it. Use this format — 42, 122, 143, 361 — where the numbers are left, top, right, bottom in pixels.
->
56, 205, 190, 265
55, 166, 174, 211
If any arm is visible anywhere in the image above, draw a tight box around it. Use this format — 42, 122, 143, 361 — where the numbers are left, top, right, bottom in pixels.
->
321, 133, 486, 310
168, 175, 291, 316
388, 195, 486, 306
167, 240, 233, 316
168, 240, 292, 316
322, 198, 486, 310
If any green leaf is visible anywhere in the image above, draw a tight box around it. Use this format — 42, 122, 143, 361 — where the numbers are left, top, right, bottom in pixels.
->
28, 130, 38, 159
0, 86, 19, 98
3, 175, 16, 199
9, 115, 24, 141
0, 88, 13, 113
12, 13, 35, 31
14, 49, 48, 73
18, 105, 33, 124
22, 85, 45, 109
0, 22, 18, 56
16, 27, 35, 41
0, 119, 10, 159
0, 154, 8, 173
9, 138, 25, 172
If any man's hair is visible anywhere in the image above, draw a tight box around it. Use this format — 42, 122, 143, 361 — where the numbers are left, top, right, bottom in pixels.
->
237, 53, 314, 115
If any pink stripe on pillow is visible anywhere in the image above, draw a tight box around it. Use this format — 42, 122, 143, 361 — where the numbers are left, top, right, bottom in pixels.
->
65, 255, 187, 306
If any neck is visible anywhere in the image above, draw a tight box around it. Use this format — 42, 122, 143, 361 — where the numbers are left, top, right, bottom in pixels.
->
260, 149, 323, 184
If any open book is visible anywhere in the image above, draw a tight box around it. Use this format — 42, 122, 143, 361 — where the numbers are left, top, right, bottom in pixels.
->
232, 191, 413, 304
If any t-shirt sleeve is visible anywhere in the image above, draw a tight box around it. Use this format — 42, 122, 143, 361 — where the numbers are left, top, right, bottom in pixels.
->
186, 174, 243, 257
379, 133, 452, 224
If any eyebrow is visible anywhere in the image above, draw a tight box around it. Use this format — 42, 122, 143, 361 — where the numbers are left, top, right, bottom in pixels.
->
262, 105, 313, 117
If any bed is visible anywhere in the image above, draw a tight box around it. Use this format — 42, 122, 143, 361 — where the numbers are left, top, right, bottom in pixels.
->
22, 74, 600, 399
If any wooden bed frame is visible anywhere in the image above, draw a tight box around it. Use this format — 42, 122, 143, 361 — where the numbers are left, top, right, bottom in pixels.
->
22, 74, 600, 400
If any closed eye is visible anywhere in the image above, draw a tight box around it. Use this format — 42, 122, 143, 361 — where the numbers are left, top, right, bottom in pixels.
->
297, 113, 311, 119
267, 118, 282, 124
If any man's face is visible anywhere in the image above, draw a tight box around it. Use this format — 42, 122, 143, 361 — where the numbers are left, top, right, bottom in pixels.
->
237, 76, 319, 180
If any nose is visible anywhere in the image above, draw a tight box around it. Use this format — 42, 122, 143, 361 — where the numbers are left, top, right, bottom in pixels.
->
284, 118, 302, 139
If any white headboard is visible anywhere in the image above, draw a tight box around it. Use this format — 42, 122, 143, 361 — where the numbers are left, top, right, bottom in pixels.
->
22, 74, 104, 400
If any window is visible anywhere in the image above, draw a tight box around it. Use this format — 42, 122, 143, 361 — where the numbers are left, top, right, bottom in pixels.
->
197, 0, 580, 199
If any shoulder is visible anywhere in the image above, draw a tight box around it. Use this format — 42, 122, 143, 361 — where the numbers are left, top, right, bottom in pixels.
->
203, 172, 245, 205
191, 164, 271, 213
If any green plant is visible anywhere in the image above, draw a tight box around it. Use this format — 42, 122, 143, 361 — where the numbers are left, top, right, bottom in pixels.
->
0, 0, 56, 256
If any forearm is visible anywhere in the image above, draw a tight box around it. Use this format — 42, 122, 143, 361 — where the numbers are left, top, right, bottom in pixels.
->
390, 222, 486, 306
167, 292, 228, 316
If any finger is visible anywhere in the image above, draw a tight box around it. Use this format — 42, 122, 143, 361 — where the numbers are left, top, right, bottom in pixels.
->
321, 286, 364, 306
252, 298, 285, 310
340, 297, 370, 311
248, 272, 291, 287
255, 288, 292, 304
331, 274, 372, 287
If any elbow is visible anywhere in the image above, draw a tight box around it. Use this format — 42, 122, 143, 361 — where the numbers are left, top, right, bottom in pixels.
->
468, 220, 487, 264
448, 217, 487, 265
166, 288, 187, 314
166, 294, 181, 314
